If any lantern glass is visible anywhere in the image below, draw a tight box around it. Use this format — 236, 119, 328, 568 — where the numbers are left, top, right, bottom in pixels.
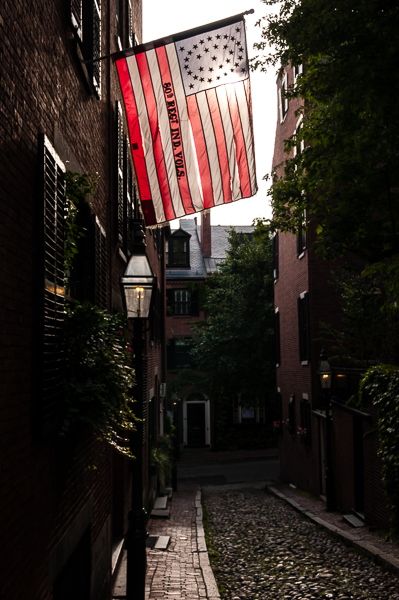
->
121, 254, 155, 319
318, 357, 332, 389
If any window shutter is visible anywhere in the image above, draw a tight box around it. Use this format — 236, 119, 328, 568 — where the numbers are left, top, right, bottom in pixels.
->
142, 356, 148, 445
273, 233, 279, 279
70, 0, 83, 40
127, 0, 134, 47
288, 394, 296, 433
167, 338, 176, 370
284, 73, 289, 115
94, 217, 107, 309
92, 0, 101, 96
117, 101, 125, 247
278, 86, 283, 124
275, 310, 281, 365
298, 292, 310, 361
41, 135, 66, 432
191, 289, 199, 316
166, 289, 174, 315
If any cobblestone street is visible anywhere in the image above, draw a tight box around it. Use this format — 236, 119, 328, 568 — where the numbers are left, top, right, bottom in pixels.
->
203, 484, 399, 600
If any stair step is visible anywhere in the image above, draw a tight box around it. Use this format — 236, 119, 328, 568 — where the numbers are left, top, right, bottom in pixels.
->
153, 496, 168, 510
150, 508, 170, 519
154, 535, 170, 550
343, 514, 365, 528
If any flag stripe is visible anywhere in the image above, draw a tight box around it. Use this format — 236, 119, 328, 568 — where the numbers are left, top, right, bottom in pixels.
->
216, 85, 241, 202
236, 80, 257, 196
146, 49, 186, 219
226, 83, 251, 197
126, 55, 166, 223
165, 43, 205, 213
155, 46, 196, 217
116, 59, 152, 203
186, 95, 215, 208
136, 52, 176, 221
206, 88, 232, 204
196, 91, 224, 206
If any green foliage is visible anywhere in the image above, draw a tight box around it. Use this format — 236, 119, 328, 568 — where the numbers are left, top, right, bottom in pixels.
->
359, 365, 399, 537
190, 230, 275, 411
254, 0, 399, 264
63, 171, 97, 284
63, 302, 138, 457
150, 436, 174, 489
319, 262, 399, 366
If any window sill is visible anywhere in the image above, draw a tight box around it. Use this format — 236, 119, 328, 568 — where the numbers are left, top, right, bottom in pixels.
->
301, 360, 309, 366
297, 251, 305, 260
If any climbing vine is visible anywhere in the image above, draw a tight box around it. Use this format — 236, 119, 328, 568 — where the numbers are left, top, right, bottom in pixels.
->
62, 302, 138, 458
359, 365, 399, 537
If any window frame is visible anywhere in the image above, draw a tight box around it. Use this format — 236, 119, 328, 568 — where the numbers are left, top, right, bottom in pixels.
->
167, 230, 191, 268
298, 291, 310, 363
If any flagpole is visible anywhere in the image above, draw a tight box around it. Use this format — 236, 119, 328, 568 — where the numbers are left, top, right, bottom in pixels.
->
83, 9, 254, 64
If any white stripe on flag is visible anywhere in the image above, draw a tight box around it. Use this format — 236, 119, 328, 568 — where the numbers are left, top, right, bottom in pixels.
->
146, 49, 186, 219
216, 85, 241, 202
235, 81, 257, 196
165, 43, 205, 213
196, 91, 224, 206
126, 55, 166, 223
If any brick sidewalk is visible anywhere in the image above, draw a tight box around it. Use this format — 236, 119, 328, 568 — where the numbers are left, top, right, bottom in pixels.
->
113, 483, 220, 600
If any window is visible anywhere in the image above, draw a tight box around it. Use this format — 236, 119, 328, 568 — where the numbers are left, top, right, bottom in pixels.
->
298, 291, 310, 362
278, 73, 289, 123
294, 117, 304, 158
166, 288, 199, 316
167, 338, 193, 369
294, 64, 303, 81
272, 233, 279, 279
41, 135, 66, 432
167, 230, 190, 267
300, 398, 311, 446
69, 0, 102, 97
275, 309, 281, 366
276, 392, 283, 435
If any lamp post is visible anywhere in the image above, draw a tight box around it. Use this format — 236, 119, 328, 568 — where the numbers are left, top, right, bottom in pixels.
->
170, 392, 180, 491
318, 348, 336, 512
120, 225, 155, 600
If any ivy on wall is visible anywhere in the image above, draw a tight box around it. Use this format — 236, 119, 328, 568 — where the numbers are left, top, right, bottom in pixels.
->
359, 365, 399, 537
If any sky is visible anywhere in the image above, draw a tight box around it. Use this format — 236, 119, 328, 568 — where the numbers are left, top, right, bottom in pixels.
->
143, 0, 277, 226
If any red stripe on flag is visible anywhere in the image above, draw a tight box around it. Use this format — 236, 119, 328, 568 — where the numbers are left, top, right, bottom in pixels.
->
136, 52, 176, 221
206, 88, 232, 204
226, 85, 251, 198
187, 95, 214, 209
156, 46, 196, 216
116, 59, 152, 204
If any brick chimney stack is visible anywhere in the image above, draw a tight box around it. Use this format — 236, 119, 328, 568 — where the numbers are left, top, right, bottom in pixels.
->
201, 212, 212, 257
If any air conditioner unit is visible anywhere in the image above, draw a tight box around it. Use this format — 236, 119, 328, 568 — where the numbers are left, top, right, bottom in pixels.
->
160, 383, 166, 397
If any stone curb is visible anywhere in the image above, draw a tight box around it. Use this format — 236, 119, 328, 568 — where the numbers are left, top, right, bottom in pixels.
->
267, 485, 399, 577
196, 489, 221, 600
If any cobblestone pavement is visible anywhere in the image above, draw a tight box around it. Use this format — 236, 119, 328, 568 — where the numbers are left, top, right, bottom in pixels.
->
203, 483, 399, 600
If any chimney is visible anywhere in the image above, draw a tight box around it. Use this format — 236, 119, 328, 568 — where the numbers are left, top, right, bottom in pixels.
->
201, 212, 211, 257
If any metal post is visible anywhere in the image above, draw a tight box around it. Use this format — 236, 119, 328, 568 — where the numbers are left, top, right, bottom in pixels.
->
324, 387, 336, 511
126, 319, 148, 600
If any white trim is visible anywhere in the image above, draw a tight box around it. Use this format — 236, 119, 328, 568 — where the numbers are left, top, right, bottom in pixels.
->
299, 290, 308, 300
302, 393, 309, 400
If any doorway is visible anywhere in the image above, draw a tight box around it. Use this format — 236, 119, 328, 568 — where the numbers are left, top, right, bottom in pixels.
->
183, 395, 210, 447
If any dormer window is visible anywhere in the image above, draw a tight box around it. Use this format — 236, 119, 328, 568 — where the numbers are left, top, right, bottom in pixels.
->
167, 229, 191, 268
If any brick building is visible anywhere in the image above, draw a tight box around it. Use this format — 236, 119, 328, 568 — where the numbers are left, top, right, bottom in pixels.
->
165, 213, 253, 449
0, 1, 166, 598
272, 64, 391, 528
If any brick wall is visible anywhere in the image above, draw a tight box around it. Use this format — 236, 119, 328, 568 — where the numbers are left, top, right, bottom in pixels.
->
0, 0, 148, 598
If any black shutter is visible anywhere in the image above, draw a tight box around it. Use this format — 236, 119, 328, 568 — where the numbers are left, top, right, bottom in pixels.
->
288, 394, 296, 434
273, 233, 279, 279
300, 399, 311, 446
298, 293, 310, 362
167, 338, 176, 370
116, 101, 125, 248
166, 289, 175, 315
70, 0, 83, 40
142, 356, 148, 445
94, 217, 107, 309
41, 135, 66, 433
275, 311, 281, 365
83, 0, 102, 97
190, 289, 199, 316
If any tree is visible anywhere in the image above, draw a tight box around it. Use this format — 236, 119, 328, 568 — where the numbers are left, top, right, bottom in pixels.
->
254, 0, 399, 264
190, 230, 275, 416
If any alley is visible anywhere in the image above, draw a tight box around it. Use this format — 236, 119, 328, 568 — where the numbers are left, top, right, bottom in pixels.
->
203, 484, 399, 600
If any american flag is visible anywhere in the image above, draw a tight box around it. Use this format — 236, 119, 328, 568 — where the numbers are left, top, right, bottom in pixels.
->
115, 14, 257, 226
